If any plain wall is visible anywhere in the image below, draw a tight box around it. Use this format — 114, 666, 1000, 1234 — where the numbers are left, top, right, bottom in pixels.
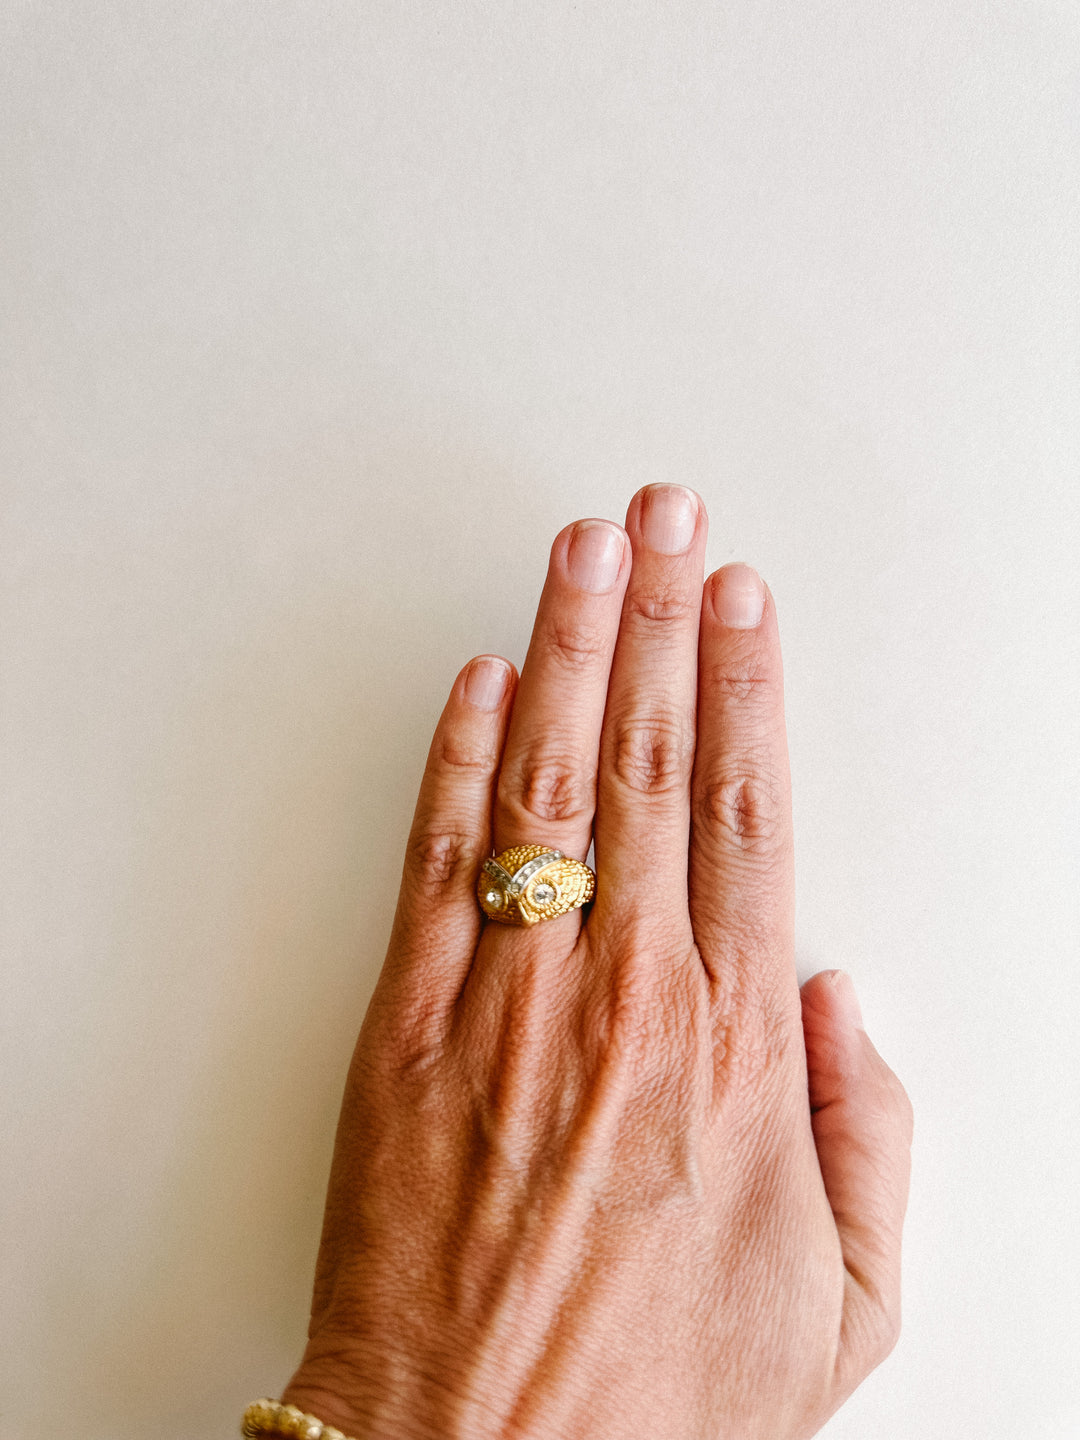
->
2, 4, 1078, 1436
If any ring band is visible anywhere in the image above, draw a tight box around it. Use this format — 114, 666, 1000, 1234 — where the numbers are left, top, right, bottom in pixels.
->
241, 1398, 359, 1439
477, 844, 596, 927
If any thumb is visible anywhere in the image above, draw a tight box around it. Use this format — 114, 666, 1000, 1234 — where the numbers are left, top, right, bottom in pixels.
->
800, 969, 914, 1392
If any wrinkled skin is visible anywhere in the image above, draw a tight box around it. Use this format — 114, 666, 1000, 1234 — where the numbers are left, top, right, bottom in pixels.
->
282, 486, 912, 1440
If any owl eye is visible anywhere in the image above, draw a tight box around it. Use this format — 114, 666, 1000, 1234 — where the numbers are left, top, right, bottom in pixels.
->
530, 882, 557, 905
484, 887, 505, 909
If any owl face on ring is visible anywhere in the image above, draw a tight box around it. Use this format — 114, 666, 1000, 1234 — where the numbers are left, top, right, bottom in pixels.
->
480, 850, 564, 926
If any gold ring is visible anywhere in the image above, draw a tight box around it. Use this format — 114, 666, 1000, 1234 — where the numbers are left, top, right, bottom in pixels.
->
477, 844, 596, 927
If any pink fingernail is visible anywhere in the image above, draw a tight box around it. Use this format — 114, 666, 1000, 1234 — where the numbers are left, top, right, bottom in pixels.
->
464, 656, 510, 710
829, 970, 865, 1031
639, 485, 699, 554
565, 520, 625, 593
714, 563, 765, 629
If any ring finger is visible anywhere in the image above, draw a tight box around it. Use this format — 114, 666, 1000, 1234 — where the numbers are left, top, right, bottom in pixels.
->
492, 517, 630, 874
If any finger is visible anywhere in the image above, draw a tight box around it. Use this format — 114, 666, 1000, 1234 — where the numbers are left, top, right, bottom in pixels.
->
689, 564, 795, 1000
493, 518, 630, 864
801, 970, 914, 1391
380, 654, 516, 1010
592, 484, 707, 941
296, 656, 514, 1334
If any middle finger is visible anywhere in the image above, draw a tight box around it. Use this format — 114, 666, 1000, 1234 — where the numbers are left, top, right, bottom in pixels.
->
492, 517, 630, 865
592, 484, 707, 943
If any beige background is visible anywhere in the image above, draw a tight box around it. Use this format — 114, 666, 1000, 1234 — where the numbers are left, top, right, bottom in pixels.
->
3, 3, 1078, 1437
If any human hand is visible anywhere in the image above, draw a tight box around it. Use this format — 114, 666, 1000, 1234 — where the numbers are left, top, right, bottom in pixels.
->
279, 485, 913, 1439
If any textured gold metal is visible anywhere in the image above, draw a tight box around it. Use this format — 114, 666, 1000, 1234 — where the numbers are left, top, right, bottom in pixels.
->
477, 843, 596, 926
241, 1398, 357, 1440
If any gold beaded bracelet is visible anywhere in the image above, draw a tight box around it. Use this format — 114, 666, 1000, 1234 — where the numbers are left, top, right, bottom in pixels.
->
241, 1397, 360, 1440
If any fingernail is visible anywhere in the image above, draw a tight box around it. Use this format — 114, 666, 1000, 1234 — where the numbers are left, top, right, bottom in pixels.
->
713, 563, 765, 628
565, 520, 625, 594
829, 970, 865, 1031
639, 485, 699, 555
464, 656, 510, 710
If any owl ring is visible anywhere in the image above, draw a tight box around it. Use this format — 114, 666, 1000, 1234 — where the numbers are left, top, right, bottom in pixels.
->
477, 844, 596, 926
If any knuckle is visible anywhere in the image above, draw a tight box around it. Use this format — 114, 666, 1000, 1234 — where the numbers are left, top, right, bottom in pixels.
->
582, 938, 699, 1064
500, 754, 593, 826
384, 1016, 448, 1087
609, 712, 695, 796
720, 980, 800, 1083
434, 729, 495, 773
370, 994, 447, 1087
623, 586, 697, 628
404, 827, 479, 896
703, 652, 776, 707
580, 970, 648, 1061
861, 1051, 915, 1140
544, 619, 607, 671
694, 760, 787, 859
871, 1302, 903, 1365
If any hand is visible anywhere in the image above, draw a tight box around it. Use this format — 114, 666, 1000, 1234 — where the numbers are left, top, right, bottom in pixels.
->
280, 485, 913, 1440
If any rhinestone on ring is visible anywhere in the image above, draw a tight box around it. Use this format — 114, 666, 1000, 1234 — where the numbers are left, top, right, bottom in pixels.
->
477, 844, 595, 927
